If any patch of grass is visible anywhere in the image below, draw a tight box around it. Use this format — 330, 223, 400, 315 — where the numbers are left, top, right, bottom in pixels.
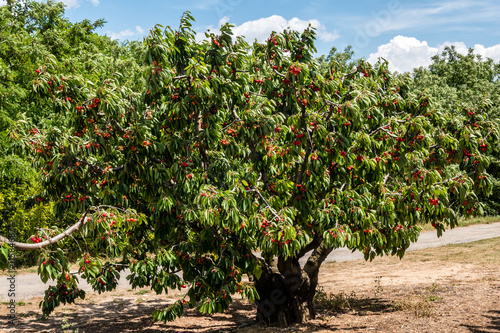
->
458, 215, 500, 227
391, 297, 436, 317
404, 237, 500, 264
61, 317, 78, 333
135, 289, 149, 295
426, 282, 444, 291
373, 276, 383, 297
0, 267, 36, 276
0, 257, 125, 276
426, 295, 441, 302
136, 298, 144, 304
19, 312, 37, 318
418, 215, 500, 231
315, 286, 398, 315
112, 299, 127, 307
315, 287, 357, 313
413, 298, 435, 318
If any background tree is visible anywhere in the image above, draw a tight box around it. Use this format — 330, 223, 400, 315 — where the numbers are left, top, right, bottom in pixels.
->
0, 0, 145, 265
0, 6, 498, 329
412, 46, 500, 214
318, 45, 357, 73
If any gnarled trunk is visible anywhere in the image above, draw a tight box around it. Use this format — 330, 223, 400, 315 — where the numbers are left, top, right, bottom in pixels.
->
253, 241, 333, 327
254, 259, 313, 326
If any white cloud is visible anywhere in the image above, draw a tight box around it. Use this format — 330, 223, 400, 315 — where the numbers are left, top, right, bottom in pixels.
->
471, 43, 500, 61
135, 26, 145, 34
350, 0, 500, 42
197, 15, 338, 44
107, 26, 145, 40
367, 35, 500, 73
235, 15, 338, 43
218, 16, 230, 26
367, 36, 438, 73
56, 0, 99, 9
61, 0, 80, 8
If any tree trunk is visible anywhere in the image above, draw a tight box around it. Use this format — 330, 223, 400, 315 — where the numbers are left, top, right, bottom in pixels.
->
253, 240, 333, 327
254, 260, 313, 327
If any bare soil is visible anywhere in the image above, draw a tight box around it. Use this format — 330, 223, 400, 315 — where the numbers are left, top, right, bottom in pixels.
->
1, 242, 500, 333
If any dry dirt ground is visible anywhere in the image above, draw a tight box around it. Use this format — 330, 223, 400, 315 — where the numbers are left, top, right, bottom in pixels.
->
1, 239, 499, 333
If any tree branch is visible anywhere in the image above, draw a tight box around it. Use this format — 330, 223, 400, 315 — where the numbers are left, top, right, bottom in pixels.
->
268, 60, 286, 78
246, 136, 270, 191
434, 172, 472, 186
341, 68, 358, 83
295, 234, 322, 259
303, 239, 333, 276
0, 206, 126, 250
110, 118, 126, 133
1, 211, 89, 250
248, 91, 265, 98
293, 105, 314, 188
246, 187, 280, 222
193, 105, 208, 170
173, 75, 188, 81
369, 124, 390, 136
74, 157, 125, 173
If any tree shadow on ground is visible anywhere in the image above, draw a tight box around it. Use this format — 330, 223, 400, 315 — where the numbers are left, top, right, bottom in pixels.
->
0, 298, 257, 332
461, 310, 500, 333
0, 295, 408, 333
314, 289, 398, 316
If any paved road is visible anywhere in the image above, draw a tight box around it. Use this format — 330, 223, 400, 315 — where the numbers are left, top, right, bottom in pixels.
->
2, 222, 500, 301
312, 221, 500, 264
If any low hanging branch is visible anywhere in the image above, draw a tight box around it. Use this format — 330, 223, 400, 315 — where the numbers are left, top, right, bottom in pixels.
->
0, 215, 90, 251
0, 206, 123, 250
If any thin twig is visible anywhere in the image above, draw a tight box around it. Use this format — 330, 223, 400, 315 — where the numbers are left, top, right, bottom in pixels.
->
434, 172, 471, 186
246, 187, 281, 222
268, 60, 286, 78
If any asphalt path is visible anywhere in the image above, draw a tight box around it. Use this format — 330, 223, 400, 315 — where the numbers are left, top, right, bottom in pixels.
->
2, 222, 500, 301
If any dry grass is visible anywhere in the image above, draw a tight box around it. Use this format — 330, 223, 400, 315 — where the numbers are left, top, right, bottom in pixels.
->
402, 236, 500, 264
418, 215, 500, 231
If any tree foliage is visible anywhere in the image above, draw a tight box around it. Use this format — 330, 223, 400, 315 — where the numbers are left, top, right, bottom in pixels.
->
412, 46, 500, 214
0, 0, 144, 266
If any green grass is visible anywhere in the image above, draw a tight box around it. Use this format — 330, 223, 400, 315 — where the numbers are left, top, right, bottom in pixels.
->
0, 301, 27, 305
399, 236, 500, 264
418, 215, 500, 231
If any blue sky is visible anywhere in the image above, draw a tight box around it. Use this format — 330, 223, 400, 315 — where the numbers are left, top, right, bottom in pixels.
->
5, 0, 500, 72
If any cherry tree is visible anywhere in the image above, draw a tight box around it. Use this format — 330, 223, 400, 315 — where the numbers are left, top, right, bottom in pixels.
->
1, 13, 498, 327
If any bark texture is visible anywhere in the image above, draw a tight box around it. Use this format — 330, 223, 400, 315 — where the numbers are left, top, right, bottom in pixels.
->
254, 238, 333, 327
